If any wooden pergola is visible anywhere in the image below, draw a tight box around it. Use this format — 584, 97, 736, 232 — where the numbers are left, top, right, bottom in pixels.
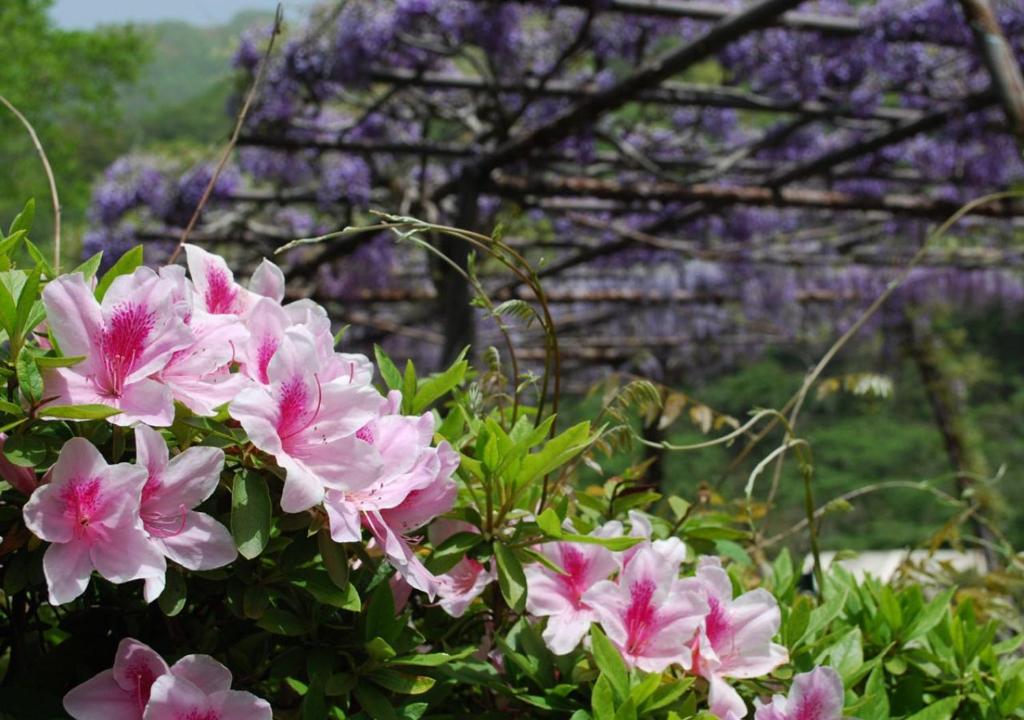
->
199, 0, 1024, 373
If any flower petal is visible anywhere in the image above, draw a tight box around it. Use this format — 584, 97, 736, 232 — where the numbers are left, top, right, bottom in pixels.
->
142, 674, 209, 720
44, 541, 95, 605
90, 525, 166, 585
147, 445, 224, 516
23, 483, 74, 543
155, 511, 237, 570
63, 670, 141, 720
709, 675, 748, 720
248, 258, 285, 303
212, 689, 273, 720
108, 378, 176, 427
169, 654, 232, 695
135, 425, 169, 480
42, 273, 102, 367
542, 611, 593, 655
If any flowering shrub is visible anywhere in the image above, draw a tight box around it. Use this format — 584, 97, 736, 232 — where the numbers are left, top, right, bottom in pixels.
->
0, 202, 1021, 719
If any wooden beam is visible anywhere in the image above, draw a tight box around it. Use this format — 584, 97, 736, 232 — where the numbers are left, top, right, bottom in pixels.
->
491, 172, 1024, 218
463, 0, 807, 179
371, 68, 920, 123
768, 91, 996, 187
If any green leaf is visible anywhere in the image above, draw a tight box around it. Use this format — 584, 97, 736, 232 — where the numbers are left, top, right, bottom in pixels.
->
15, 348, 43, 402
0, 398, 23, 416
0, 434, 50, 468
667, 496, 691, 520
257, 607, 307, 636
24, 240, 55, 279
72, 252, 104, 280
369, 669, 435, 695
591, 626, 628, 701
591, 674, 616, 720
411, 353, 467, 413
364, 581, 402, 645
390, 652, 456, 668
613, 697, 637, 720
517, 421, 592, 487
231, 470, 271, 559
560, 533, 642, 552
903, 697, 960, 720
14, 266, 40, 336
301, 687, 327, 720
402, 360, 417, 413
0, 275, 17, 337
366, 637, 398, 662
903, 587, 954, 642
39, 404, 120, 420
493, 541, 527, 613
643, 677, 695, 713
8, 199, 34, 237
628, 671, 661, 708
784, 594, 813, 648
828, 627, 863, 683
317, 529, 350, 590
35, 355, 85, 369
158, 571, 187, 617
771, 548, 795, 598
426, 531, 481, 574
95, 245, 143, 300
292, 569, 361, 611
374, 344, 402, 391
536, 507, 563, 538
0, 229, 26, 262
355, 683, 399, 720
859, 665, 890, 720
801, 589, 848, 644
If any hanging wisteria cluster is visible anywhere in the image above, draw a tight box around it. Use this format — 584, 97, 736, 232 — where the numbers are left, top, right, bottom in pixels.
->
85, 0, 1024, 377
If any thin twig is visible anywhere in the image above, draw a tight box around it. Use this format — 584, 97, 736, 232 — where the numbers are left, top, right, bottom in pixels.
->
167, 4, 284, 265
0, 94, 61, 272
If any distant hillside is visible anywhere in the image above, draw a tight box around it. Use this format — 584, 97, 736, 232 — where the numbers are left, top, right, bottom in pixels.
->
118, 10, 273, 145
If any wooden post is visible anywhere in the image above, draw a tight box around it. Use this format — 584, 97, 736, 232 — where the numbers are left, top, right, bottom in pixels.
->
437, 171, 479, 367
904, 317, 999, 570
958, 0, 1024, 150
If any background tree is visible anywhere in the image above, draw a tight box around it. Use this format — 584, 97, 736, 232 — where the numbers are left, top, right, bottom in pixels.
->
0, 0, 145, 253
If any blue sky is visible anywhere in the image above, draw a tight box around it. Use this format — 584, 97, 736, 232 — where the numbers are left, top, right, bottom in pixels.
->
51, 0, 315, 28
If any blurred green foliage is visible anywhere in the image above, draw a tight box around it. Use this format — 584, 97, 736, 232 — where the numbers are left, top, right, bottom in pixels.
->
0, 0, 145, 252
567, 318, 1024, 554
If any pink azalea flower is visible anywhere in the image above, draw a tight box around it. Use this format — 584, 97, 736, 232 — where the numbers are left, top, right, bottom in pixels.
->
155, 266, 251, 416
229, 327, 383, 513
281, 298, 374, 384
41, 269, 194, 426
134, 426, 236, 602
0, 432, 38, 496
753, 667, 845, 720
239, 296, 372, 386
63, 638, 169, 720
236, 297, 290, 385
184, 244, 285, 315
64, 638, 272, 720
621, 510, 687, 569
142, 655, 272, 720
583, 545, 708, 672
248, 258, 285, 304
437, 556, 495, 616
323, 392, 458, 596
22, 438, 165, 605
524, 529, 620, 655
430, 520, 496, 618
689, 557, 788, 720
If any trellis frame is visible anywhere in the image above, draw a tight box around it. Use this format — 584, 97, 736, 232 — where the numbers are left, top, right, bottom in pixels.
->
223, 0, 1024, 365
